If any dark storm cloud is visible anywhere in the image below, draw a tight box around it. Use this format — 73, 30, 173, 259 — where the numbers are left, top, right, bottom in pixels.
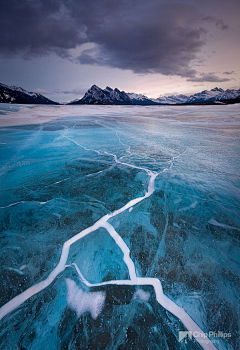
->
75, 1, 207, 77
202, 16, 229, 30
0, 0, 86, 56
223, 71, 234, 75
215, 19, 228, 30
0, 0, 213, 77
187, 73, 230, 82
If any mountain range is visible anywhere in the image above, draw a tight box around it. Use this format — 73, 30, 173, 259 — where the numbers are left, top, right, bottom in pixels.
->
154, 87, 240, 104
1, 82, 240, 106
0, 83, 59, 105
68, 85, 240, 105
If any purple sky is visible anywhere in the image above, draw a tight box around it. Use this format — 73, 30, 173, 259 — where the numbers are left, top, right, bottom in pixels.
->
0, 0, 239, 102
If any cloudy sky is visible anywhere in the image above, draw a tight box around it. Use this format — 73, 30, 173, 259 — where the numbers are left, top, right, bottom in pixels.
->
0, 0, 239, 102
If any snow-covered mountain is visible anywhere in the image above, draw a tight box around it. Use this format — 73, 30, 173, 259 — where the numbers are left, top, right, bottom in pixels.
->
69, 85, 133, 105
153, 94, 189, 104
0, 83, 59, 104
69, 85, 240, 105
187, 87, 240, 103
154, 87, 240, 104
127, 92, 158, 105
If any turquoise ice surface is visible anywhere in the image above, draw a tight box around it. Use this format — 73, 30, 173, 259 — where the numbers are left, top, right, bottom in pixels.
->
0, 105, 239, 350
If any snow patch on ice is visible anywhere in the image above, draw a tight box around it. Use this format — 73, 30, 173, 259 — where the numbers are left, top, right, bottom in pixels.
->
133, 289, 150, 302
65, 278, 106, 319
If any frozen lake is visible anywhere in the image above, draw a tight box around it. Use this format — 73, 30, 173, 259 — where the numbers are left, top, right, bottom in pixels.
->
0, 104, 239, 350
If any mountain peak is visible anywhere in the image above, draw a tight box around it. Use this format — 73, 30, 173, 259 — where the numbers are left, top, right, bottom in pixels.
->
105, 86, 113, 92
89, 84, 101, 90
211, 87, 224, 92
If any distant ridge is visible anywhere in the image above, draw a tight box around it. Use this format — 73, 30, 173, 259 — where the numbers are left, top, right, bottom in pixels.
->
0, 83, 59, 105
153, 87, 240, 104
68, 85, 240, 105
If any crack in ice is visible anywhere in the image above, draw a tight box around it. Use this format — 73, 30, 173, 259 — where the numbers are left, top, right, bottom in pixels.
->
0, 138, 217, 350
0, 200, 48, 209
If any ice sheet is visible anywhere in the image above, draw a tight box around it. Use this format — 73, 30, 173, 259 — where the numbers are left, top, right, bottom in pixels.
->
0, 104, 239, 350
